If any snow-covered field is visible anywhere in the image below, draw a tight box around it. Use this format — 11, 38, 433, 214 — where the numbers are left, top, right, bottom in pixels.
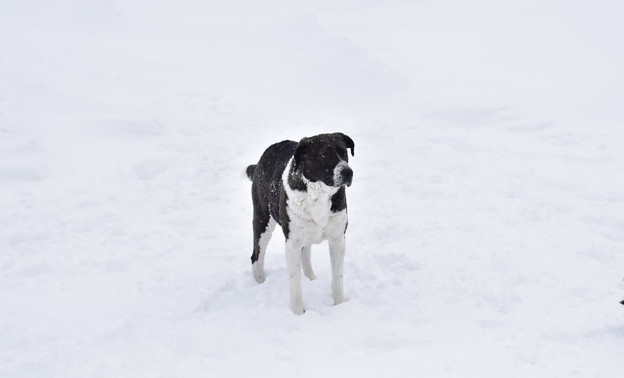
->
1, 0, 623, 376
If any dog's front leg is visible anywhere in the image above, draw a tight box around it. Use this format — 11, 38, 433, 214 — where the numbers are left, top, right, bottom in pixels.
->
328, 236, 346, 305
285, 240, 304, 315
302, 245, 316, 281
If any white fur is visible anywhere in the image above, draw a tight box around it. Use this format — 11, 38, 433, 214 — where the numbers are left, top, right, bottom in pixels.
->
282, 158, 348, 314
287, 176, 339, 227
333, 160, 350, 186
328, 235, 346, 304
252, 218, 276, 284
285, 241, 304, 315
302, 245, 315, 280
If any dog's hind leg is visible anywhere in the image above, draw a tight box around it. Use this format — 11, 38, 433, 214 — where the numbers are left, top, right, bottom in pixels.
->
302, 245, 316, 281
251, 217, 275, 284
251, 183, 276, 284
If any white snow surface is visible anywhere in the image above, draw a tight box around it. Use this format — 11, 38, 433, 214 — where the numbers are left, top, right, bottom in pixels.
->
1, 0, 624, 376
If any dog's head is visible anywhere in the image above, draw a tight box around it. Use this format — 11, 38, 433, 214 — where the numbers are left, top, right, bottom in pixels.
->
293, 132, 355, 187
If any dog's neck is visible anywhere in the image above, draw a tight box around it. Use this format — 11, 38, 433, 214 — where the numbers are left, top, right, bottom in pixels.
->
286, 160, 308, 192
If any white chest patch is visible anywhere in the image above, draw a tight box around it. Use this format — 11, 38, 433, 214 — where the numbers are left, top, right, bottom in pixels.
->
282, 158, 346, 245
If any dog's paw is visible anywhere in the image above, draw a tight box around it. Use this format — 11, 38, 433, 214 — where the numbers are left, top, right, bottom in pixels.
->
304, 271, 316, 281
290, 301, 305, 316
333, 296, 348, 306
252, 263, 265, 284
253, 272, 265, 284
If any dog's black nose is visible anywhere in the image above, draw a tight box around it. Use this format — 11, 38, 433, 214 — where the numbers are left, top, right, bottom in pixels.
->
342, 167, 353, 187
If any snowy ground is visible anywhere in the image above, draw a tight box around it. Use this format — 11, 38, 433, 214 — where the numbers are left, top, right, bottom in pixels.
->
1, 1, 624, 377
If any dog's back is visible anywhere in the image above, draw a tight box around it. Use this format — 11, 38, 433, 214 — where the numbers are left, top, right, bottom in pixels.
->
247, 140, 297, 225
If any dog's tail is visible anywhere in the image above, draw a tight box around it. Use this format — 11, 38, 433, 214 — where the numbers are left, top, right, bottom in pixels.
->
246, 165, 256, 181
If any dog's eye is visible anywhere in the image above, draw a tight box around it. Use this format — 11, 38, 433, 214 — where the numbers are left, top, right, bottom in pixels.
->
320, 153, 327, 159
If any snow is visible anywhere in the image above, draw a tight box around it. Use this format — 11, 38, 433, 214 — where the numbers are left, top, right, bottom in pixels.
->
1, 0, 623, 377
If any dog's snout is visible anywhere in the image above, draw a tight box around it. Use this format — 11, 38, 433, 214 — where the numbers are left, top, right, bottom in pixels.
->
342, 166, 353, 186
332, 161, 354, 187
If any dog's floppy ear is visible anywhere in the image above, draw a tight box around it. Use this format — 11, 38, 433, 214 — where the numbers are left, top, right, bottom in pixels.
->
335, 132, 355, 156
294, 137, 309, 170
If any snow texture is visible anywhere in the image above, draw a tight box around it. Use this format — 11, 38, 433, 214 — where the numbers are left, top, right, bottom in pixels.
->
1, 0, 623, 377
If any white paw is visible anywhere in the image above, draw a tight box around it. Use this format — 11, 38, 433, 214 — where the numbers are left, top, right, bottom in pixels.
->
333, 295, 348, 306
252, 263, 265, 284
290, 301, 305, 316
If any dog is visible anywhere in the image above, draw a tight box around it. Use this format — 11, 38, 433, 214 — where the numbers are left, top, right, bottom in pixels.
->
246, 132, 355, 315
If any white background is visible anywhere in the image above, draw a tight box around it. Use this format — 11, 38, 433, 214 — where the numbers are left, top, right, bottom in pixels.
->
1, 1, 623, 377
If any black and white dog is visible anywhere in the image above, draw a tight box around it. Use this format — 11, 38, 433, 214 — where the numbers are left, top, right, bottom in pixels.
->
246, 133, 355, 315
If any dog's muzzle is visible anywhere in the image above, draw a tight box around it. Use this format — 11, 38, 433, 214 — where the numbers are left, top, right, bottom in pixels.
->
333, 162, 353, 187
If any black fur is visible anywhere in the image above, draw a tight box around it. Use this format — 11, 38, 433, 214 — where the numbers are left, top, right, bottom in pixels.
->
246, 165, 256, 180
248, 141, 297, 264
293, 133, 354, 188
